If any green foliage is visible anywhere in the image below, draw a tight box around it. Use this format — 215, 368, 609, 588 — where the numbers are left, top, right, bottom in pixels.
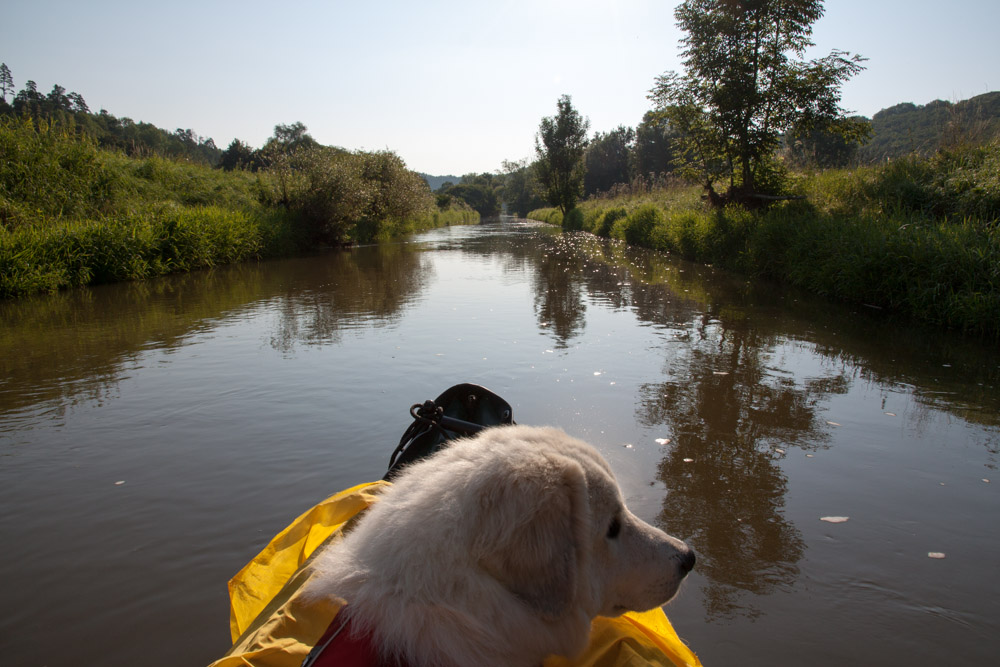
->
0, 63, 222, 165
0, 206, 291, 297
593, 207, 627, 237
535, 95, 590, 213
610, 204, 664, 248
255, 145, 444, 245
859, 92, 1000, 162
584, 126, 634, 196
547, 143, 1000, 340
804, 139, 1000, 222
1, 118, 474, 298
500, 159, 546, 218
650, 0, 867, 203
632, 111, 676, 179
219, 139, 255, 171
784, 115, 871, 168
437, 173, 502, 218
563, 207, 585, 231
526, 207, 563, 226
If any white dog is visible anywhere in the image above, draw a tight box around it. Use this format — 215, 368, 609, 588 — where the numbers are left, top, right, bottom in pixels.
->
306, 425, 695, 666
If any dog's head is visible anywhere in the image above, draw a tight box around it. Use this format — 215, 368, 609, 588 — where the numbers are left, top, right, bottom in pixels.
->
461, 425, 695, 620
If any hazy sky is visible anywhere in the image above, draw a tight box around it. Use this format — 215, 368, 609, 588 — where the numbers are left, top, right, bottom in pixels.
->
5, 0, 998, 175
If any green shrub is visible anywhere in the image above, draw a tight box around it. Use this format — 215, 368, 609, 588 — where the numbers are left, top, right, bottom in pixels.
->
613, 204, 663, 248
594, 207, 627, 237
563, 207, 585, 230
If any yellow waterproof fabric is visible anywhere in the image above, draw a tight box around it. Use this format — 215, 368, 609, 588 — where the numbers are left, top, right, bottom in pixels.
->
211, 481, 701, 667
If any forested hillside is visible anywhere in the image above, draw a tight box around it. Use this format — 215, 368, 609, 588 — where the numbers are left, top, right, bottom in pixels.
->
859, 91, 1000, 162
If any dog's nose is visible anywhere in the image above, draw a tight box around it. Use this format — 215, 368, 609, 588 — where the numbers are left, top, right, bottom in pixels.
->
677, 548, 696, 574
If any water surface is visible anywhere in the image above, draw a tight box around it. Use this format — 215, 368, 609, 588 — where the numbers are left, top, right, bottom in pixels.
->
1, 220, 998, 665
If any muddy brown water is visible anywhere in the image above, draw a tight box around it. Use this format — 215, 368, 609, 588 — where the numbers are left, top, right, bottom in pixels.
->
1, 219, 998, 666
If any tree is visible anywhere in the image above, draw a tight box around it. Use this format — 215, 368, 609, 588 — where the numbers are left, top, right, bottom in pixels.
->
649, 0, 867, 205
535, 95, 589, 213
584, 125, 635, 196
784, 115, 869, 168
0, 63, 14, 103
13, 80, 42, 119
632, 111, 677, 179
47, 84, 71, 111
500, 159, 546, 217
437, 173, 502, 217
219, 139, 255, 170
68, 92, 89, 114
269, 121, 318, 153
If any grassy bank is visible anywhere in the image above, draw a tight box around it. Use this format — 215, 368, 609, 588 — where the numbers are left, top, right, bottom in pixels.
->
529, 142, 1000, 340
0, 119, 477, 298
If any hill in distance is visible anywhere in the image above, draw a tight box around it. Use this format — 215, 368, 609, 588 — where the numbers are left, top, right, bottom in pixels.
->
418, 173, 462, 192
859, 91, 1000, 162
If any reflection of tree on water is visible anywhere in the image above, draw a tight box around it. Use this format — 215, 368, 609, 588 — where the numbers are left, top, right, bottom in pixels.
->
530, 235, 589, 348
640, 315, 838, 619
268, 243, 432, 352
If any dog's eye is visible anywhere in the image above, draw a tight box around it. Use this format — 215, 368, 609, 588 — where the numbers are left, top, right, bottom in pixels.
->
606, 516, 621, 539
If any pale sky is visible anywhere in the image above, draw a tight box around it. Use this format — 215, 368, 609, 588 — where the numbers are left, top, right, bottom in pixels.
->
5, 0, 998, 176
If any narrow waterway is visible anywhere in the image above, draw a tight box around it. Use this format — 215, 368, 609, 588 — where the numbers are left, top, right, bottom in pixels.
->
1, 219, 998, 666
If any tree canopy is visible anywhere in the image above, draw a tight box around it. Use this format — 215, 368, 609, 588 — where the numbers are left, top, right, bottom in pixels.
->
584, 126, 634, 197
649, 0, 867, 205
535, 95, 590, 213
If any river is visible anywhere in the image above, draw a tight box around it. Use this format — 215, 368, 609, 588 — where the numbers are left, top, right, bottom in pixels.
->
1, 219, 998, 666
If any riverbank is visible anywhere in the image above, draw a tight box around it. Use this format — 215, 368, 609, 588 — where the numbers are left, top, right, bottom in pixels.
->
529, 142, 1000, 341
0, 119, 478, 298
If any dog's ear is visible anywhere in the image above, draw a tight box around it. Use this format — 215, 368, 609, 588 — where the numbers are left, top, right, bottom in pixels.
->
473, 453, 589, 620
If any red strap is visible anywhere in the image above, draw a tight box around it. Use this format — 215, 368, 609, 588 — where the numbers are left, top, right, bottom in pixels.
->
303, 609, 395, 667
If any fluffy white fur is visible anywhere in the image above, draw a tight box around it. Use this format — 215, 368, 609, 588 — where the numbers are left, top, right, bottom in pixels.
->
306, 424, 694, 667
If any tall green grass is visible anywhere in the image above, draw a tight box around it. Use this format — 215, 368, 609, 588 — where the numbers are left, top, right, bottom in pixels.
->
0, 206, 297, 297
529, 143, 1000, 340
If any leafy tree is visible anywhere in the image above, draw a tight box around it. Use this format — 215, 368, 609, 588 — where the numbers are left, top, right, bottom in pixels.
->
0, 63, 14, 103
784, 115, 869, 168
649, 0, 867, 205
269, 121, 318, 154
219, 139, 255, 171
500, 159, 546, 217
437, 172, 502, 217
535, 94, 589, 213
632, 111, 677, 179
584, 125, 635, 196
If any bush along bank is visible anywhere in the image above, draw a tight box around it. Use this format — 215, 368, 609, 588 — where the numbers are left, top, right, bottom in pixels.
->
0, 119, 478, 298
528, 143, 1000, 341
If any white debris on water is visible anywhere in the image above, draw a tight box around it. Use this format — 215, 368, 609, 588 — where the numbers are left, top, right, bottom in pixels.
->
820, 516, 849, 523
